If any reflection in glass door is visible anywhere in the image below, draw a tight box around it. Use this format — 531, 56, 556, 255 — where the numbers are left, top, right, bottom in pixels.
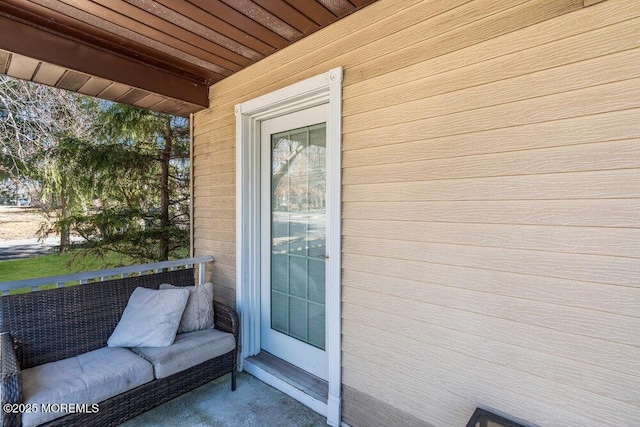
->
270, 124, 326, 350
260, 104, 328, 380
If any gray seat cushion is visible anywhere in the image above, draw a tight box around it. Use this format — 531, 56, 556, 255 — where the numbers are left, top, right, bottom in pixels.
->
21, 347, 153, 427
132, 328, 235, 379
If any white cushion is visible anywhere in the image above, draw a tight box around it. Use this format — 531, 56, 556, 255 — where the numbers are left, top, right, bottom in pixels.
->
107, 287, 189, 348
132, 328, 235, 379
21, 347, 153, 427
159, 282, 215, 333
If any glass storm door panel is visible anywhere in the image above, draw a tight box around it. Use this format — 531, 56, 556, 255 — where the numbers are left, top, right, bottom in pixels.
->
260, 104, 328, 380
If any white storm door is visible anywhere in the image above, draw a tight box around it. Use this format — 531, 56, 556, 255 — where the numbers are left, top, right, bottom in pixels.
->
260, 103, 328, 380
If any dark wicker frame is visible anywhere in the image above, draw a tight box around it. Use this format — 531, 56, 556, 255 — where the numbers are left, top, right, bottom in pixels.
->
466, 408, 530, 427
0, 269, 238, 427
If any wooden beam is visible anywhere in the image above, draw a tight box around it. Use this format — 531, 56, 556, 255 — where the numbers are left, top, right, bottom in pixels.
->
0, 15, 209, 108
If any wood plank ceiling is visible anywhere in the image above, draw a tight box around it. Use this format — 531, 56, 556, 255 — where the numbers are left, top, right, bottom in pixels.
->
0, 0, 377, 117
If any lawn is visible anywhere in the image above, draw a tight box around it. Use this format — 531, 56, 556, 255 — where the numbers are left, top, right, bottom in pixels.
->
0, 206, 189, 284
0, 250, 133, 282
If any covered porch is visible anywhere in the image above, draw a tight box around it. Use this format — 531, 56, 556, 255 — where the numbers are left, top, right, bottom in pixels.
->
2, 0, 640, 426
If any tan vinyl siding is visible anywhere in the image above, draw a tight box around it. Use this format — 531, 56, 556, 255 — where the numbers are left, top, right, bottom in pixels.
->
193, 0, 640, 425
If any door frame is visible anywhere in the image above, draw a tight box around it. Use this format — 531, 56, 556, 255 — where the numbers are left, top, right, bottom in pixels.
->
235, 67, 342, 426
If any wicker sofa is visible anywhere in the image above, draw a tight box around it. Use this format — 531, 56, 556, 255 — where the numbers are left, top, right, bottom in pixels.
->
0, 268, 238, 427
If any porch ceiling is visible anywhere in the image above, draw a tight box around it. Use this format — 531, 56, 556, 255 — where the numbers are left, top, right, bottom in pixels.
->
0, 0, 377, 117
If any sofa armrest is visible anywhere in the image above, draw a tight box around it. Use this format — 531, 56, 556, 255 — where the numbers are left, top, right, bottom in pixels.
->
1, 332, 22, 427
213, 302, 239, 343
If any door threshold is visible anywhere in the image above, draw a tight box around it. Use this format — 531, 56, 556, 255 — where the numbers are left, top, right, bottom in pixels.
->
244, 351, 328, 416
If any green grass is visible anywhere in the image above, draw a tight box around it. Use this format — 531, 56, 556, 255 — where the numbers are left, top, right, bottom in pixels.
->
0, 250, 133, 282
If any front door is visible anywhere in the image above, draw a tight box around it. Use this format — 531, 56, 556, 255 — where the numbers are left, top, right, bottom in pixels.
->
260, 104, 328, 380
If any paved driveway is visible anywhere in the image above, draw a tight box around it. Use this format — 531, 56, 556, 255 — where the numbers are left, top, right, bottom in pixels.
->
0, 238, 62, 261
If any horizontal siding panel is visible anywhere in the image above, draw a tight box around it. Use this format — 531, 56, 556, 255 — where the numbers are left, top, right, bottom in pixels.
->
202, 263, 236, 302
343, 253, 640, 317
342, 351, 472, 427
193, 148, 235, 166
342, 107, 640, 156
343, 235, 640, 286
194, 213, 236, 226
211, 283, 236, 307
342, 199, 640, 227
194, 193, 236, 208
341, 0, 531, 73
193, 240, 235, 256
342, 325, 640, 425
343, 269, 640, 345
194, 130, 235, 151
192, 229, 235, 245
200, 261, 235, 275
343, 139, 640, 184
192, 113, 235, 137
202, 262, 235, 286
345, 17, 640, 117
202, 260, 235, 290
192, 171, 234, 185
343, 286, 640, 378
193, 220, 235, 232
342, 341, 596, 427
193, 207, 234, 220
192, 233, 233, 247
193, 121, 235, 140
342, 169, 640, 202
193, 196, 235, 210
203, 259, 235, 275
192, 161, 234, 176
344, 0, 640, 99
342, 385, 437, 427
343, 253, 640, 318
210, 262, 236, 278
344, 47, 640, 132
193, 224, 235, 237
343, 78, 640, 150
342, 109, 640, 167
193, 136, 234, 156
193, 222, 236, 237
199, 251, 235, 267
347, 0, 583, 84
193, 183, 236, 197
343, 300, 640, 406
342, 219, 640, 258
209, 265, 236, 292
324, 0, 499, 78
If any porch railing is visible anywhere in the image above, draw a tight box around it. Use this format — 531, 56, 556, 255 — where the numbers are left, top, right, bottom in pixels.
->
0, 255, 214, 295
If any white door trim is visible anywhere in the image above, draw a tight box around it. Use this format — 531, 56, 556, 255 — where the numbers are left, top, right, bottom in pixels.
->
235, 67, 343, 427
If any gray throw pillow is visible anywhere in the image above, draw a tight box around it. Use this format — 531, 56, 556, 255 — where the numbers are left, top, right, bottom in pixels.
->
159, 282, 215, 333
107, 287, 189, 348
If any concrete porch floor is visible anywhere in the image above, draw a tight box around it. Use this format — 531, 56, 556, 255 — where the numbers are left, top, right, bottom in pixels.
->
121, 372, 327, 427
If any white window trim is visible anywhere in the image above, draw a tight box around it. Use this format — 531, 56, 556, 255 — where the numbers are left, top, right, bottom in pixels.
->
235, 67, 343, 426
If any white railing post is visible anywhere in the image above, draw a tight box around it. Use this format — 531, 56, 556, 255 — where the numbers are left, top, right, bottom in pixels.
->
197, 261, 206, 285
